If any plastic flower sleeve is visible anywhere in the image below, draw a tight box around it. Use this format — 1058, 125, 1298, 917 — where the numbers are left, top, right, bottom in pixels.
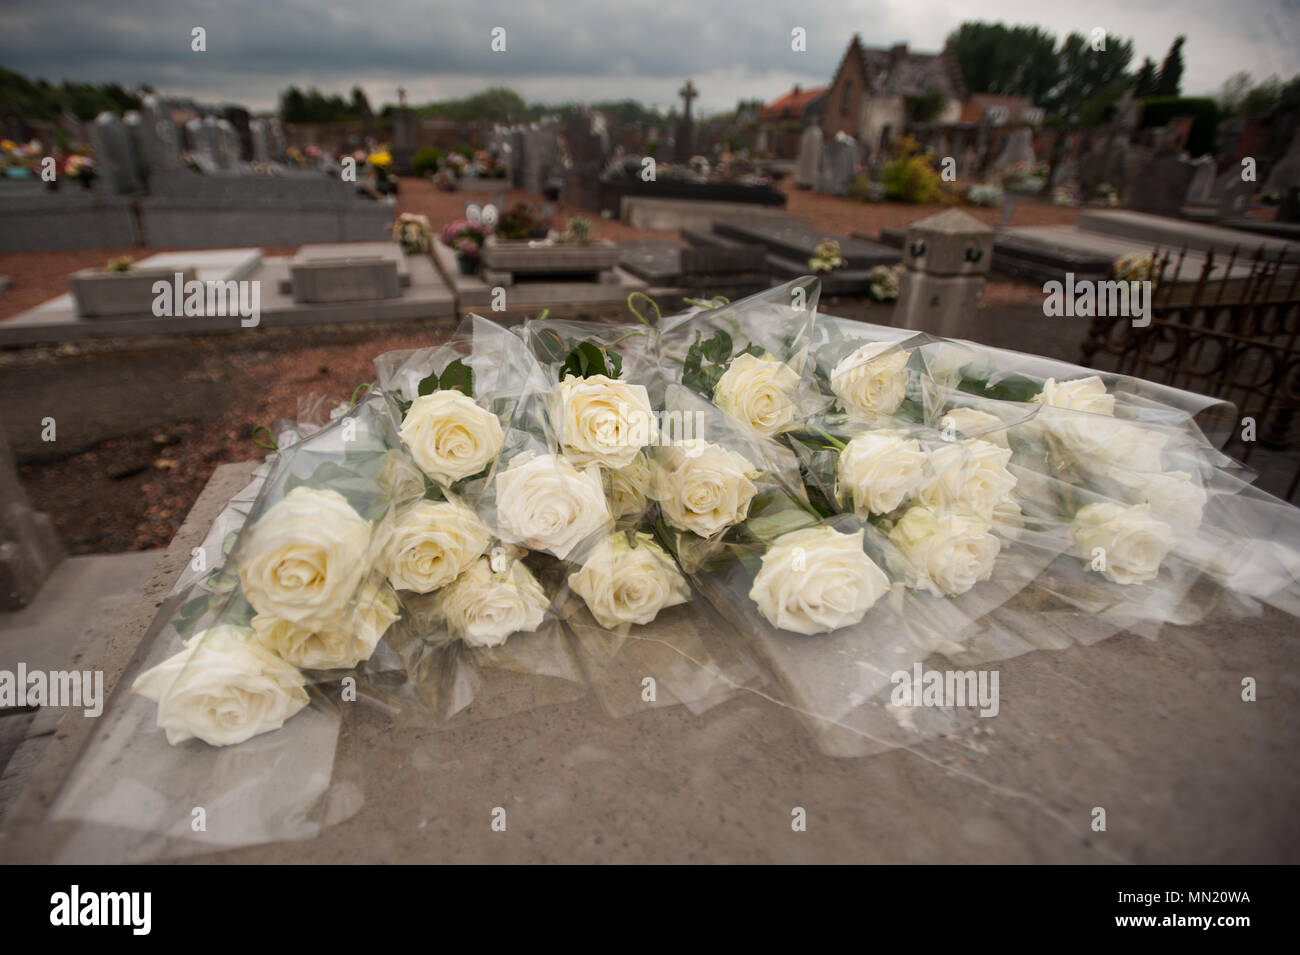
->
373, 312, 550, 505
558, 524, 764, 718
374, 551, 585, 726
44, 398, 411, 857
657, 277, 832, 435
679, 511, 991, 757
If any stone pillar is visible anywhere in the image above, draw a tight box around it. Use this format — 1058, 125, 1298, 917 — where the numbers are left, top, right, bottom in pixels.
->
895, 208, 994, 337
393, 107, 417, 175
0, 428, 62, 610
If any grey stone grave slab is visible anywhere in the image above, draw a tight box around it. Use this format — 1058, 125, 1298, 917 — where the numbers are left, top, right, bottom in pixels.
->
1, 250, 454, 345
69, 265, 198, 318
288, 259, 400, 304
0, 191, 139, 251
139, 196, 393, 247
280, 243, 411, 295
1078, 209, 1300, 264
434, 239, 645, 312
713, 219, 899, 270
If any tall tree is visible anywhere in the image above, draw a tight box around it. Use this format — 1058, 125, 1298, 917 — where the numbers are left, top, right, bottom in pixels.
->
947, 22, 1059, 104
1133, 58, 1159, 97
350, 86, 372, 119
1156, 36, 1186, 97
1219, 71, 1252, 115
1048, 31, 1135, 121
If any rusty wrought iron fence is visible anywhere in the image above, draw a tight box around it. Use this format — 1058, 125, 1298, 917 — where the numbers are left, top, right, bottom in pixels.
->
1079, 242, 1300, 499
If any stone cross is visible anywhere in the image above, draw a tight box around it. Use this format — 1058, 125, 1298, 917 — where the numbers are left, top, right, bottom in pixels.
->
679, 80, 698, 120
398, 87, 407, 108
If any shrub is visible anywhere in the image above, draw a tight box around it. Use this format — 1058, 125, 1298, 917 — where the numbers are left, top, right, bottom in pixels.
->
412, 146, 443, 177
879, 136, 944, 204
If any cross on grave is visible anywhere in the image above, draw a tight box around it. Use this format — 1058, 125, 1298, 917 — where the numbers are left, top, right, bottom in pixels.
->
679, 80, 698, 120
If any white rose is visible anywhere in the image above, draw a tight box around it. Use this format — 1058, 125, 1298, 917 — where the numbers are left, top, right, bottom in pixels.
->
377, 450, 427, 505
494, 452, 611, 558
132, 624, 309, 747
569, 532, 691, 628
1044, 414, 1168, 473
250, 579, 400, 670
381, 498, 491, 594
831, 342, 909, 418
922, 341, 976, 382
835, 430, 927, 516
238, 486, 371, 623
1113, 469, 1207, 530
1031, 376, 1116, 416
436, 557, 549, 647
605, 453, 652, 520
938, 408, 1009, 449
652, 439, 758, 538
916, 440, 1018, 522
889, 506, 1000, 597
991, 496, 1025, 539
550, 373, 658, 469
398, 390, 504, 486
1070, 502, 1172, 585
713, 352, 800, 437
749, 526, 890, 635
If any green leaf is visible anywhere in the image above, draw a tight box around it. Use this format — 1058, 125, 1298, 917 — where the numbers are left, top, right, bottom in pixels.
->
700, 329, 733, 364
559, 341, 615, 380
606, 349, 623, 379
416, 372, 440, 397
438, 358, 474, 397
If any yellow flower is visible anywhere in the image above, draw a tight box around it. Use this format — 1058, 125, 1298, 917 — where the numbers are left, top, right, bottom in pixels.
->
368, 150, 393, 168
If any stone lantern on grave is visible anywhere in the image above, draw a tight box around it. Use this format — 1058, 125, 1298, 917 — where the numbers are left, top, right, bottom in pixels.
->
894, 207, 995, 337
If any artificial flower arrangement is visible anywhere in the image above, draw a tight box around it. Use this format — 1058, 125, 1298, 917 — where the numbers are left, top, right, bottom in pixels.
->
867, 264, 902, 302
121, 277, 1300, 767
391, 213, 431, 254
438, 219, 493, 273
808, 239, 844, 274
1114, 252, 1155, 282
965, 182, 1003, 207
64, 154, 97, 187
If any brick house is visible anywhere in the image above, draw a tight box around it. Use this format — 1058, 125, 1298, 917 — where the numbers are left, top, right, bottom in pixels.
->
757, 84, 829, 158
822, 34, 966, 159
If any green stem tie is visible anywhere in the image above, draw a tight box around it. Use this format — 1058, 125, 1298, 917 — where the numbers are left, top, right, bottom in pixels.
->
626, 292, 661, 327
251, 425, 279, 452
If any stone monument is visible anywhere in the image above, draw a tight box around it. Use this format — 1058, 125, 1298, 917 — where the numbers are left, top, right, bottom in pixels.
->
895, 208, 994, 337
393, 87, 417, 176
794, 126, 822, 189
816, 132, 857, 196
674, 80, 698, 163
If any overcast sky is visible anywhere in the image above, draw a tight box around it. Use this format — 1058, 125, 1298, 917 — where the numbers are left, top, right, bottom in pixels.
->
2, 0, 1297, 114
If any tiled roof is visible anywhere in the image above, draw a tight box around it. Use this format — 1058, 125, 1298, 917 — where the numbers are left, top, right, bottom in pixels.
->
759, 86, 829, 123
856, 41, 966, 100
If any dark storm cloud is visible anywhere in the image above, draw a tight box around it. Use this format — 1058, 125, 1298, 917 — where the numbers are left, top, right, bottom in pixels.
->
0, 0, 1295, 109
0, 0, 840, 88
